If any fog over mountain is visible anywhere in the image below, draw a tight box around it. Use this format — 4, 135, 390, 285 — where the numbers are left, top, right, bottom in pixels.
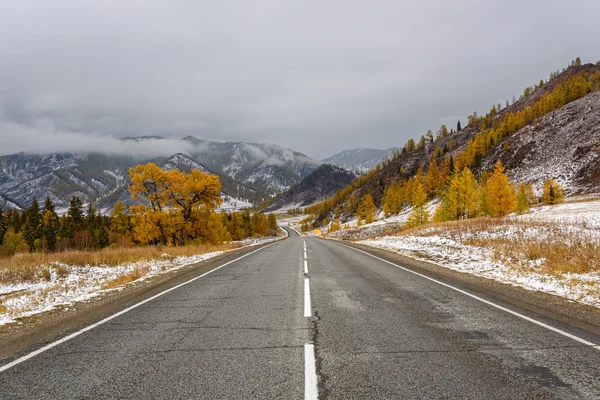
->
1, 1, 599, 159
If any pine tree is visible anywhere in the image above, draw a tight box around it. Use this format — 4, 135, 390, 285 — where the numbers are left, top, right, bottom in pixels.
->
41, 196, 59, 251
0, 208, 6, 246
94, 226, 110, 249
484, 161, 517, 217
406, 182, 430, 228
86, 203, 97, 232
457, 120, 462, 131
23, 198, 42, 251
67, 196, 85, 237
542, 179, 565, 205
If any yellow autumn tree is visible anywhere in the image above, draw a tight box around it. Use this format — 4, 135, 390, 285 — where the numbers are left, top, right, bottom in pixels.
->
406, 181, 430, 228
436, 168, 479, 221
484, 161, 517, 217
128, 163, 226, 245
542, 179, 565, 205
425, 159, 441, 196
382, 182, 404, 216
357, 194, 376, 224
110, 200, 130, 235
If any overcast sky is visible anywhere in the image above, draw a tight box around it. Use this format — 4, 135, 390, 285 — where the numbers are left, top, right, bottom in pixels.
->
1, 1, 599, 159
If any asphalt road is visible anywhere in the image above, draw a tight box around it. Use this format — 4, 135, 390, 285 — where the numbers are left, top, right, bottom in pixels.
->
1, 229, 600, 399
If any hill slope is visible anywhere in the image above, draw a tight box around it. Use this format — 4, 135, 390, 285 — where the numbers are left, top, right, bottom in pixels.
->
323, 148, 399, 173
262, 165, 356, 212
309, 62, 600, 225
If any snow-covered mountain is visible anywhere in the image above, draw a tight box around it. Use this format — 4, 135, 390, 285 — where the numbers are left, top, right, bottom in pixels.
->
0, 138, 321, 210
0, 152, 142, 209
183, 137, 320, 194
323, 148, 399, 173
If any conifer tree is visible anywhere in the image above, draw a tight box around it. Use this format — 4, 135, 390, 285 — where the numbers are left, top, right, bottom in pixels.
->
484, 161, 517, 217
41, 196, 59, 251
406, 182, 430, 228
357, 194, 376, 224
23, 198, 42, 251
526, 182, 537, 205
444, 168, 479, 220
0, 208, 6, 245
457, 120, 461, 131
542, 179, 565, 205
67, 196, 85, 237
425, 159, 441, 196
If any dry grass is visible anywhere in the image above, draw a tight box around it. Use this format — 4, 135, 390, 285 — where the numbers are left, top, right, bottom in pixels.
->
378, 217, 600, 275
0, 244, 231, 286
101, 267, 149, 289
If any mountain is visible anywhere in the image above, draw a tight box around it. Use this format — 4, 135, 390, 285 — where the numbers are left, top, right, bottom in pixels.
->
0, 138, 320, 211
262, 164, 356, 213
0, 152, 144, 210
323, 148, 399, 173
183, 137, 320, 195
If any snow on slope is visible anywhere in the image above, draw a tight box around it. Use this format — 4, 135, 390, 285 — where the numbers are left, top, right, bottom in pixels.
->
485, 90, 600, 194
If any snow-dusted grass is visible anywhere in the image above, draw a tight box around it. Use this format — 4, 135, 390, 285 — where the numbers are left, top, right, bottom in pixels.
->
334, 197, 600, 308
0, 234, 284, 326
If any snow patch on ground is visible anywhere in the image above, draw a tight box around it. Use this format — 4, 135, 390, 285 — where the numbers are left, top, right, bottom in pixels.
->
358, 235, 600, 308
0, 252, 224, 326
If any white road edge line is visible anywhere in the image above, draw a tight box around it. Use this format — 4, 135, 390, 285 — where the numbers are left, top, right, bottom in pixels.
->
304, 251, 308, 260
0, 242, 279, 373
304, 278, 312, 317
340, 243, 600, 350
304, 259, 309, 275
304, 343, 319, 400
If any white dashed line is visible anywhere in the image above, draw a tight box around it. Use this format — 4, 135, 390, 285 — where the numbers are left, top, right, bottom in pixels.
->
304, 344, 319, 400
304, 278, 312, 317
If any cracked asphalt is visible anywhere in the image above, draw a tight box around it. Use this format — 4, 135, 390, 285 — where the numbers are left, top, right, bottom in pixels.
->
2, 229, 600, 399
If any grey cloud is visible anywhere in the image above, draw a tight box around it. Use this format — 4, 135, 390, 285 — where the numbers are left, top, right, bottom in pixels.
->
1, 0, 598, 159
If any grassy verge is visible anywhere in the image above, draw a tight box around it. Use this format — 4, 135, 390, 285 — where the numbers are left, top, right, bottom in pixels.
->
0, 244, 231, 287
388, 218, 600, 275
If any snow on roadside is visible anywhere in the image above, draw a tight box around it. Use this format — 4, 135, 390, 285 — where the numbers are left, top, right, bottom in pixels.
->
358, 235, 600, 308
0, 252, 225, 326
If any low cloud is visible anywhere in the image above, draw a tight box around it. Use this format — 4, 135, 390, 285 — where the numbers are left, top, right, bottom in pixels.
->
0, 120, 193, 158
1, 1, 599, 159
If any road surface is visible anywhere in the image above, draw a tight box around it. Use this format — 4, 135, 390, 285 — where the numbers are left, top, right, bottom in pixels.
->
1, 228, 600, 399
